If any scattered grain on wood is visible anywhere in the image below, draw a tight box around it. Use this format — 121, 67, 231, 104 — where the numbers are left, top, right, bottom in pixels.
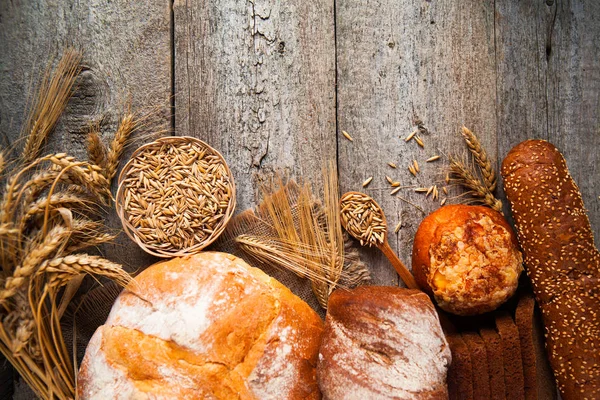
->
342, 130, 354, 142
390, 187, 401, 195
405, 129, 418, 142
362, 176, 373, 187
408, 165, 417, 176
443, 186, 448, 195
415, 188, 428, 193
426, 155, 440, 162
388, 162, 397, 168
413, 159, 420, 173
385, 176, 394, 185
391, 181, 401, 187
415, 136, 425, 148
394, 221, 402, 234
441, 198, 447, 206
426, 185, 434, 198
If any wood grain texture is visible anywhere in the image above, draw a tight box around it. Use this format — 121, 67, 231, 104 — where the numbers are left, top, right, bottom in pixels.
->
495, 0, 600, 239
0, 0, 172, 273
173, 0, 337, 212
336, 0, 498, 285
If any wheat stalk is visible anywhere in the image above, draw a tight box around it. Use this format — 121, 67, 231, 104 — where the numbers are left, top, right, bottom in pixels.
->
0, 47, 140, 399
448, 156, 503, 212
37, 254, 131, 288
86, 122, 107, 170
0, 151, 6, 177
461, 126, 497, 192
0, 225, 69, 306
105, 114, 136, 181
21, 49, 82, 164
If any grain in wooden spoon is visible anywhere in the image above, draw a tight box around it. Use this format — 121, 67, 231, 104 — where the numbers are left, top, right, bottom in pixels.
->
339, 191, 418, 289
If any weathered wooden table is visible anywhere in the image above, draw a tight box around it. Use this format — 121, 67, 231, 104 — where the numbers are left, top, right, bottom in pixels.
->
1, 0, 599, 396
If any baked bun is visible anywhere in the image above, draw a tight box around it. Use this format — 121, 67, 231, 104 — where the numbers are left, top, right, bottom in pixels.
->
317, 286, 451, 399
412, 205, 523, 315
77, 252, 323, 399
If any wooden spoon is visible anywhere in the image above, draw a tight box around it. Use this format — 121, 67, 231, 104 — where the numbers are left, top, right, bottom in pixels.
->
340, 191, 419, 289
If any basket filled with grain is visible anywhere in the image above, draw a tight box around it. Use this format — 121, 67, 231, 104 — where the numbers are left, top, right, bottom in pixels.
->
116, 136, 236, 257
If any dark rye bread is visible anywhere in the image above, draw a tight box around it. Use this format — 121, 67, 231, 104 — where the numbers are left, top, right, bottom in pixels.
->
462, 332, 491, 400
447, 333, 473, 400
496, 312, 525, 400
479, 327, 506, 400
515, 294, 557, 400
501, 140, 600, 400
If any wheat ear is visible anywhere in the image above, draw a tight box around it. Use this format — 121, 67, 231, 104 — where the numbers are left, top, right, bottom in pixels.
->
0, 225, 69, 305
86, 123, 107, 169
105, 114, 136, 181
22, 49, 82, 163
461, 126, 497, 192
448, 156, 503, 213
37, 254, 130, 288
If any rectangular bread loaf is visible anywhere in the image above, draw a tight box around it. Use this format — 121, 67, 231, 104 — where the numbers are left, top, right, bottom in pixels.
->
447, 333, 473, 400
502, 140, 600, 400
495, 312, 525, 400
479, 327, 506, 400
462, 332, 491, 400
515, 293, 557, 400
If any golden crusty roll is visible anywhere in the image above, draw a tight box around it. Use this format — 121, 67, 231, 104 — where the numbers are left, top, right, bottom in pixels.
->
77, 252, 323, 400
501, 139, 600, 400
317, 286, 451, 399
412, 205, 523, 315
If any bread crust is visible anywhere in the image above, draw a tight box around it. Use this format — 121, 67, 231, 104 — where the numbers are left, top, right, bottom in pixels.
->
479, 327, 506, 400
446, 333, 473, 400
496, 312, 525, 400
462, 332, 491, 400
412, 204, 522, 315
77, 252, 323, 400
501, 139, 600, 400
317, 286, 451, 400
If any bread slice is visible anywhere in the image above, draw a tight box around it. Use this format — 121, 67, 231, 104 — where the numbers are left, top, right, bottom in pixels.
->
496, 312, 525, 399
515, 294, 557, 400
480, 327, 506, 400
447, 333, 474, 400
462, 331, 491, 400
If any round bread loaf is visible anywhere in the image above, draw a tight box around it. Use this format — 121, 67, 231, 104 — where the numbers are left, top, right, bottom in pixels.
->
77, 252, 323, 399
412, 205, 523, 315
317, 286, 451, 399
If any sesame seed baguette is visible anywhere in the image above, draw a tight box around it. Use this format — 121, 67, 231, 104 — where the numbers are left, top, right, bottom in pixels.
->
501, 139, 600, 400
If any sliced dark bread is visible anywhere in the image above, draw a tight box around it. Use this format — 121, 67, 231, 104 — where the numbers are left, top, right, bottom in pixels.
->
447, 333, 474, 400
515, 294, 557, 400
480, 327, 506, 400
462, 331, 491, 400
496, 311, 525, 400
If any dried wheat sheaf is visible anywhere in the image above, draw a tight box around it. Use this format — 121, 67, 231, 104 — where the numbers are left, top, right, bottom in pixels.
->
0, 48, 140, 400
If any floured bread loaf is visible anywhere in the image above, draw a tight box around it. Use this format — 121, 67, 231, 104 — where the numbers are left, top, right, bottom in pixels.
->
77, 252, 323, 399
317, 286, 451, 399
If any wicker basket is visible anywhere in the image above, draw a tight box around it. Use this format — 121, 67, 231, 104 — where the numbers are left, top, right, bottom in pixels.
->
116, 136, 236, 258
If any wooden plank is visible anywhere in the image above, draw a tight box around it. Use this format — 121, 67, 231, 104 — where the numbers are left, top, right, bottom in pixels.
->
173, 0, 337, 212
495, 0, 600, 240
336, 0, 498, 285
0, 0, 172, 272
546, 0, 600, 240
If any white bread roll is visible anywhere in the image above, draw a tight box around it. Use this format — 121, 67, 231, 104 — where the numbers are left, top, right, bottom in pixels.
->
77, 252, 323, 399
